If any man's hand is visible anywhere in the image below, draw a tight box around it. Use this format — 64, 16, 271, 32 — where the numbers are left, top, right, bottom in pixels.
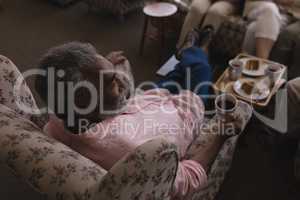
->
216, 114, 245, 136
106, 51, 127, 65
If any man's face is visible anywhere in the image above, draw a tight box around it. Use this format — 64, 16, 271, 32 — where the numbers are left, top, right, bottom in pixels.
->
78, 53, 133, 121
94, 54, 132, 99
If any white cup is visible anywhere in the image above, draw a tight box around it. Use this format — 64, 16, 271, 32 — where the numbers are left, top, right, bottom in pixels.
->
265, 64, 282, 86
228, 59, 243, 81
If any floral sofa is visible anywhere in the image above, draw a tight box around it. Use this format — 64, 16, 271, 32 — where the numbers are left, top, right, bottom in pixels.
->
0, 106, 178, 200
0, 55, 252, 200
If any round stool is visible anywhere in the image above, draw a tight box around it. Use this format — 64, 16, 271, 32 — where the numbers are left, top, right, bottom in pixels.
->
139, 2, 178, 59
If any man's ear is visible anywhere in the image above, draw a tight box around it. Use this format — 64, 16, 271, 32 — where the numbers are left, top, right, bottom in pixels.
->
107, 79, 120, 97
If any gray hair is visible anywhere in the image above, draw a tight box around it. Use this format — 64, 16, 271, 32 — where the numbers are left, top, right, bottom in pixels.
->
38, 42, 99, 81
36, 42, 101, 105
35, 42, 126, 133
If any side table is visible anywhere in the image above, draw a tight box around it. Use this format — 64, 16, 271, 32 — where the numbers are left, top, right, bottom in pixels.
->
139, 2, 178, 59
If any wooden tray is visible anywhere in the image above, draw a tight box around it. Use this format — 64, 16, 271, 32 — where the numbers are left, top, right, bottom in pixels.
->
214, 54, 287, 107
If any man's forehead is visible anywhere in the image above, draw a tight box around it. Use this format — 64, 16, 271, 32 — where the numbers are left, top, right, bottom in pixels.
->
80, 55, 115, 80
95, 55, 114, 70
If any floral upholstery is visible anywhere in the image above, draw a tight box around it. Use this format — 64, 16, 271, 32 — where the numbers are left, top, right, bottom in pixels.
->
0, 104, 107, 200
0, 55, 178, 200
0, 54, 252, 200
98, 139, 178, 200
0, 104, 178, 200
0, 55, 43, 126
184, 101, 253, 200
83, 0, 145, 17
188, 136, 239, 200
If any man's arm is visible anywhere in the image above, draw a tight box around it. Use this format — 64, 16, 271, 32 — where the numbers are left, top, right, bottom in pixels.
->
186, 118, 240, 171
185, 102, 250, 170
172, 118, 240, 198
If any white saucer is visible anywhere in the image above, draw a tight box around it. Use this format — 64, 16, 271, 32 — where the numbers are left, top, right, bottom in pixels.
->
239, 58, 268, 77
233, 78, 270, 101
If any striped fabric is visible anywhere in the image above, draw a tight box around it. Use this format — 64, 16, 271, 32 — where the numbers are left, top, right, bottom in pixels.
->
83, 0, 145, 16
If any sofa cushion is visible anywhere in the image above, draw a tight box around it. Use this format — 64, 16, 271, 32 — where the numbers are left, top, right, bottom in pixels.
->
0, 104, 107, 200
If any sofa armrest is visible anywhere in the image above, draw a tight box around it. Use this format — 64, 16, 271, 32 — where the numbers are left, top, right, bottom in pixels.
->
98, 137, 179, 199
0, 104, 107, 200
189, 136, 239, 200
185, 101, 252, 200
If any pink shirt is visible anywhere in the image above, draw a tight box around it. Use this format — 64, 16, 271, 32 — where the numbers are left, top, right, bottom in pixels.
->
44, 89, 208, 197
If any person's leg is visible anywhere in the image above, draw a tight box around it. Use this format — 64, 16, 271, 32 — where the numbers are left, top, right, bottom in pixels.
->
244, 2, 282, 59
180, 47, 212, 96
177, 0, 211, 48
202, 1, 237, 31
0, 55, 43, 127
242, 21, 257, 55
158, 46, 212, 96
189, 126, 226, 171
256, 38, 277, 59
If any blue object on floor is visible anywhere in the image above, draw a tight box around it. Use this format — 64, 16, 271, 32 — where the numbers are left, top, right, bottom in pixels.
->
157, 46, 212, 98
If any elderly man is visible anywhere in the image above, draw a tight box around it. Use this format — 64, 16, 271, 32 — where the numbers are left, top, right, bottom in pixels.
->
177, 0, 242, 49
29, 34, 247, 198
36, 41, 212, 198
